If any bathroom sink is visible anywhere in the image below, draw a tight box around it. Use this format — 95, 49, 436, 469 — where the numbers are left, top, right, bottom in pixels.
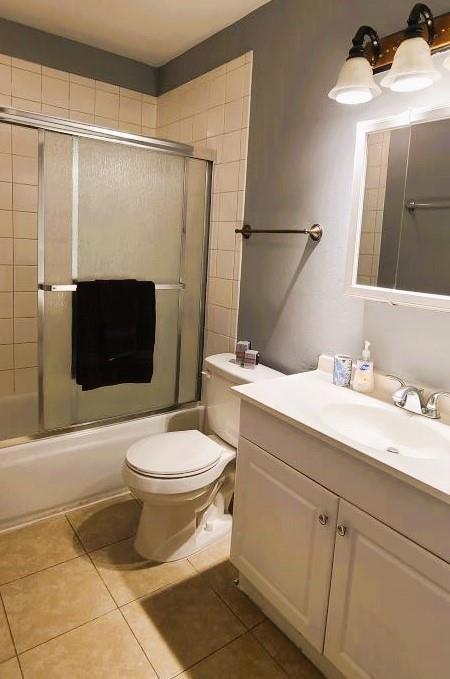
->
321, 403, 450, 460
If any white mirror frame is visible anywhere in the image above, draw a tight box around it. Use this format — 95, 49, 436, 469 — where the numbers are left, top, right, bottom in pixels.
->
345, 102, 450, 312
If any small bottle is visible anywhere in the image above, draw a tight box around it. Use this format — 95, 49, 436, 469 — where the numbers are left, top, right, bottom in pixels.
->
353, 341, 374, 393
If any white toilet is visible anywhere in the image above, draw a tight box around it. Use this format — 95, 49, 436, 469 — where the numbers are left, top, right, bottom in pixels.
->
123, 353, 282, 562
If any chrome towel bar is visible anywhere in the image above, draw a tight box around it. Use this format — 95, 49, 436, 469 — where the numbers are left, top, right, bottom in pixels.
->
38, 283, 185, 292
406, 200, 450, 211
235, 223, 323, 242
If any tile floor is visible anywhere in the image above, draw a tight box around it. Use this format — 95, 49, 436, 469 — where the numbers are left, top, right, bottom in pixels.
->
0, 494, 324, 678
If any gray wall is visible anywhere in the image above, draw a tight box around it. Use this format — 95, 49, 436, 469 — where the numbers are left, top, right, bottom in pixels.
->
161, 0, 450, 386
0, 18, 157, 95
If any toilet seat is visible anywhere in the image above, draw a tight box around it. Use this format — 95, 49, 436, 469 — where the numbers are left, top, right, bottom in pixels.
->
125, 430, 223, 479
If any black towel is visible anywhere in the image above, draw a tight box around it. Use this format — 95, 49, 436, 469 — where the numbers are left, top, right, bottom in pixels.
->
73, 280, 156, 391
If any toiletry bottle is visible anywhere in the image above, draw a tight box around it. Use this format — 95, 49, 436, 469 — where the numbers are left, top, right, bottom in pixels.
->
353, 341, 374, 393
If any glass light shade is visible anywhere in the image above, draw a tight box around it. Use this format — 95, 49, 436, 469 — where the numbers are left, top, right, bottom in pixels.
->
443, 54, 450, 71
328, 57, 381, 105
381, 37, 441, 92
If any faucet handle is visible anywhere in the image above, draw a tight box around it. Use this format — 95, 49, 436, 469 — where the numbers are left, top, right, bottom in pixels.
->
425, 391, 450, 419
385, 374, 406, 388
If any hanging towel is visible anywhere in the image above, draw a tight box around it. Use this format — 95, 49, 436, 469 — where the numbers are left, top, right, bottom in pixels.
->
73, 280, 156, 391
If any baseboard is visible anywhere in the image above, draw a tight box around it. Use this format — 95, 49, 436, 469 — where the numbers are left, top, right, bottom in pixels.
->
0, 486, 130, 535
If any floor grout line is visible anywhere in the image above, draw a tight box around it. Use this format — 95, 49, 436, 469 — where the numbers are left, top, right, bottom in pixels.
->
250, 627, 291, 678
116, 605, 161, 678
185, 549, 260, 631
171, 629, 255, 678
62, 513, 87, 554
84, 546, 160, 677
16, 608, 119, 658
0, 552, 86, 588
0, 591, 22, 678
82, 532, 141, 555
195, 568, 257, 631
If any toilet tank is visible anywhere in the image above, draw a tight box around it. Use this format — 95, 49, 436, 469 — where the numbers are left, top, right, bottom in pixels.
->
203, 353, 283, 448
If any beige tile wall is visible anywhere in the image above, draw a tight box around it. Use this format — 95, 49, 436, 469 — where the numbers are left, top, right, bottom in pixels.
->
0, 55, 157, 397
0, 51, 252, 396
0, 56, 157, 135
156, 53, 252, 355
0, 123, 39, 396
358, 131, 390, 286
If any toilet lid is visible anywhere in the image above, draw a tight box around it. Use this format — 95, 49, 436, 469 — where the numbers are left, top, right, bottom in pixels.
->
125, 430, 223, 478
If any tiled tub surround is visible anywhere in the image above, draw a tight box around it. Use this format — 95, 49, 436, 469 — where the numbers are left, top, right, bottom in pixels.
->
0, 53, 251, 412
156, 53, 253, 356
0, 55, 157, 407
0, 124, 39, 399
0, 494, 323, 678
357, 131, 390, 287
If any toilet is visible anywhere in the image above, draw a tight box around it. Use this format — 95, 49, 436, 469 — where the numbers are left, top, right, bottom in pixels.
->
123, 353, 282, 562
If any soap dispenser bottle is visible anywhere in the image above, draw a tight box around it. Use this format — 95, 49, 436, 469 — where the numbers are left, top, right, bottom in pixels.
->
353, 341, 374, 393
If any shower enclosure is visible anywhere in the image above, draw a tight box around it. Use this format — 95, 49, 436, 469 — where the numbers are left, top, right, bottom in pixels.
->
0, 108, 212, 446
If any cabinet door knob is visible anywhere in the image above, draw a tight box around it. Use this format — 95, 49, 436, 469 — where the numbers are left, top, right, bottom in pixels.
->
337, 524, 347, 537
318, 513, 328, 525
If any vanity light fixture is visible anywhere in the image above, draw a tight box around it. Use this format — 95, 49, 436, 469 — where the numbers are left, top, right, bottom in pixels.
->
381, 3, 440, 92
328, 25, 381, 105
329, 5, 450, 105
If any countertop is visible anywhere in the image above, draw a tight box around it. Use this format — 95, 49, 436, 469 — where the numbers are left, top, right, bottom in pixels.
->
233, 366, 450, 504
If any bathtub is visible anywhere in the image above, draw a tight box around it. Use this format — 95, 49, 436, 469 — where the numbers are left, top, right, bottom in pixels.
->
0, 405, 203, 531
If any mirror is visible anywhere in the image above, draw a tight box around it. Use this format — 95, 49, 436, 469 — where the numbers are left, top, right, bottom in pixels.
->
346, 106, 450, 311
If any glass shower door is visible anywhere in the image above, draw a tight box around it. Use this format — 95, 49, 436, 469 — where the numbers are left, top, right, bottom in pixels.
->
42, 132, 188, 430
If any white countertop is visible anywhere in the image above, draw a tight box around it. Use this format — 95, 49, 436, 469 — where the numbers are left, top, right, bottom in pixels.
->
233, 366, 450, 504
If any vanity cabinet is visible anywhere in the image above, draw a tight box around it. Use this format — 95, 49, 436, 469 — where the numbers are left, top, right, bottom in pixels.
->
231, 403, 450, 679
324, 501, 450, 679
231, 437, 339, 651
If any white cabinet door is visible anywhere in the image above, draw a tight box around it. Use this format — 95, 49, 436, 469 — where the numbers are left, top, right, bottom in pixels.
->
231, 437, 339, 651
325, 500, 450, 679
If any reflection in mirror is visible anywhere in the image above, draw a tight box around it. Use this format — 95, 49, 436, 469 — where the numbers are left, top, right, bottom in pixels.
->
357, 118, 450, 296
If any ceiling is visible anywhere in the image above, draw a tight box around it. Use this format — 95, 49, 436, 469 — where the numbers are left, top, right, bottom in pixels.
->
0, 0, 271, 66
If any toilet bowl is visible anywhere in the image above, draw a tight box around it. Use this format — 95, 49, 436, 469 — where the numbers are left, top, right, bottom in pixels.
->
123, 430, 236, 562
123, 353, 282, 562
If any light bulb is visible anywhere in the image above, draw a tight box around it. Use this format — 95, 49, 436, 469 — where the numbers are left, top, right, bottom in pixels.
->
381, 37, 440, 93
335, 88, 373, 105
329, 57, 381, 105
389, 74, 433, 92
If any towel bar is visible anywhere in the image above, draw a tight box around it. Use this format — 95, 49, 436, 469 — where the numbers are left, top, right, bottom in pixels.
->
406, 200, 450, 211
235, 223, 323, 242
38, 283, 185, 292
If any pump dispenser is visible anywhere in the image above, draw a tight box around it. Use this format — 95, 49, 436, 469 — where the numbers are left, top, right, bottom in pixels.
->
353, 340, 374, 393
362, 341, 371, 362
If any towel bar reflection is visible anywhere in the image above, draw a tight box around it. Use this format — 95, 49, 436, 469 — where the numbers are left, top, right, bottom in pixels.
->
235, 223, 323, 242
406, 200, 450, 211
38, 283, 185, 292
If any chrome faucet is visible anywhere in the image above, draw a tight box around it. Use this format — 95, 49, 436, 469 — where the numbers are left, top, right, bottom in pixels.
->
424, 391, 450, 419
386, 375, 450, 420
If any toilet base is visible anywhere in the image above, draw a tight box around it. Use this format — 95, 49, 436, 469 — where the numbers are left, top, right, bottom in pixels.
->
133, 478, 234, 562
134, 506, 232, 562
